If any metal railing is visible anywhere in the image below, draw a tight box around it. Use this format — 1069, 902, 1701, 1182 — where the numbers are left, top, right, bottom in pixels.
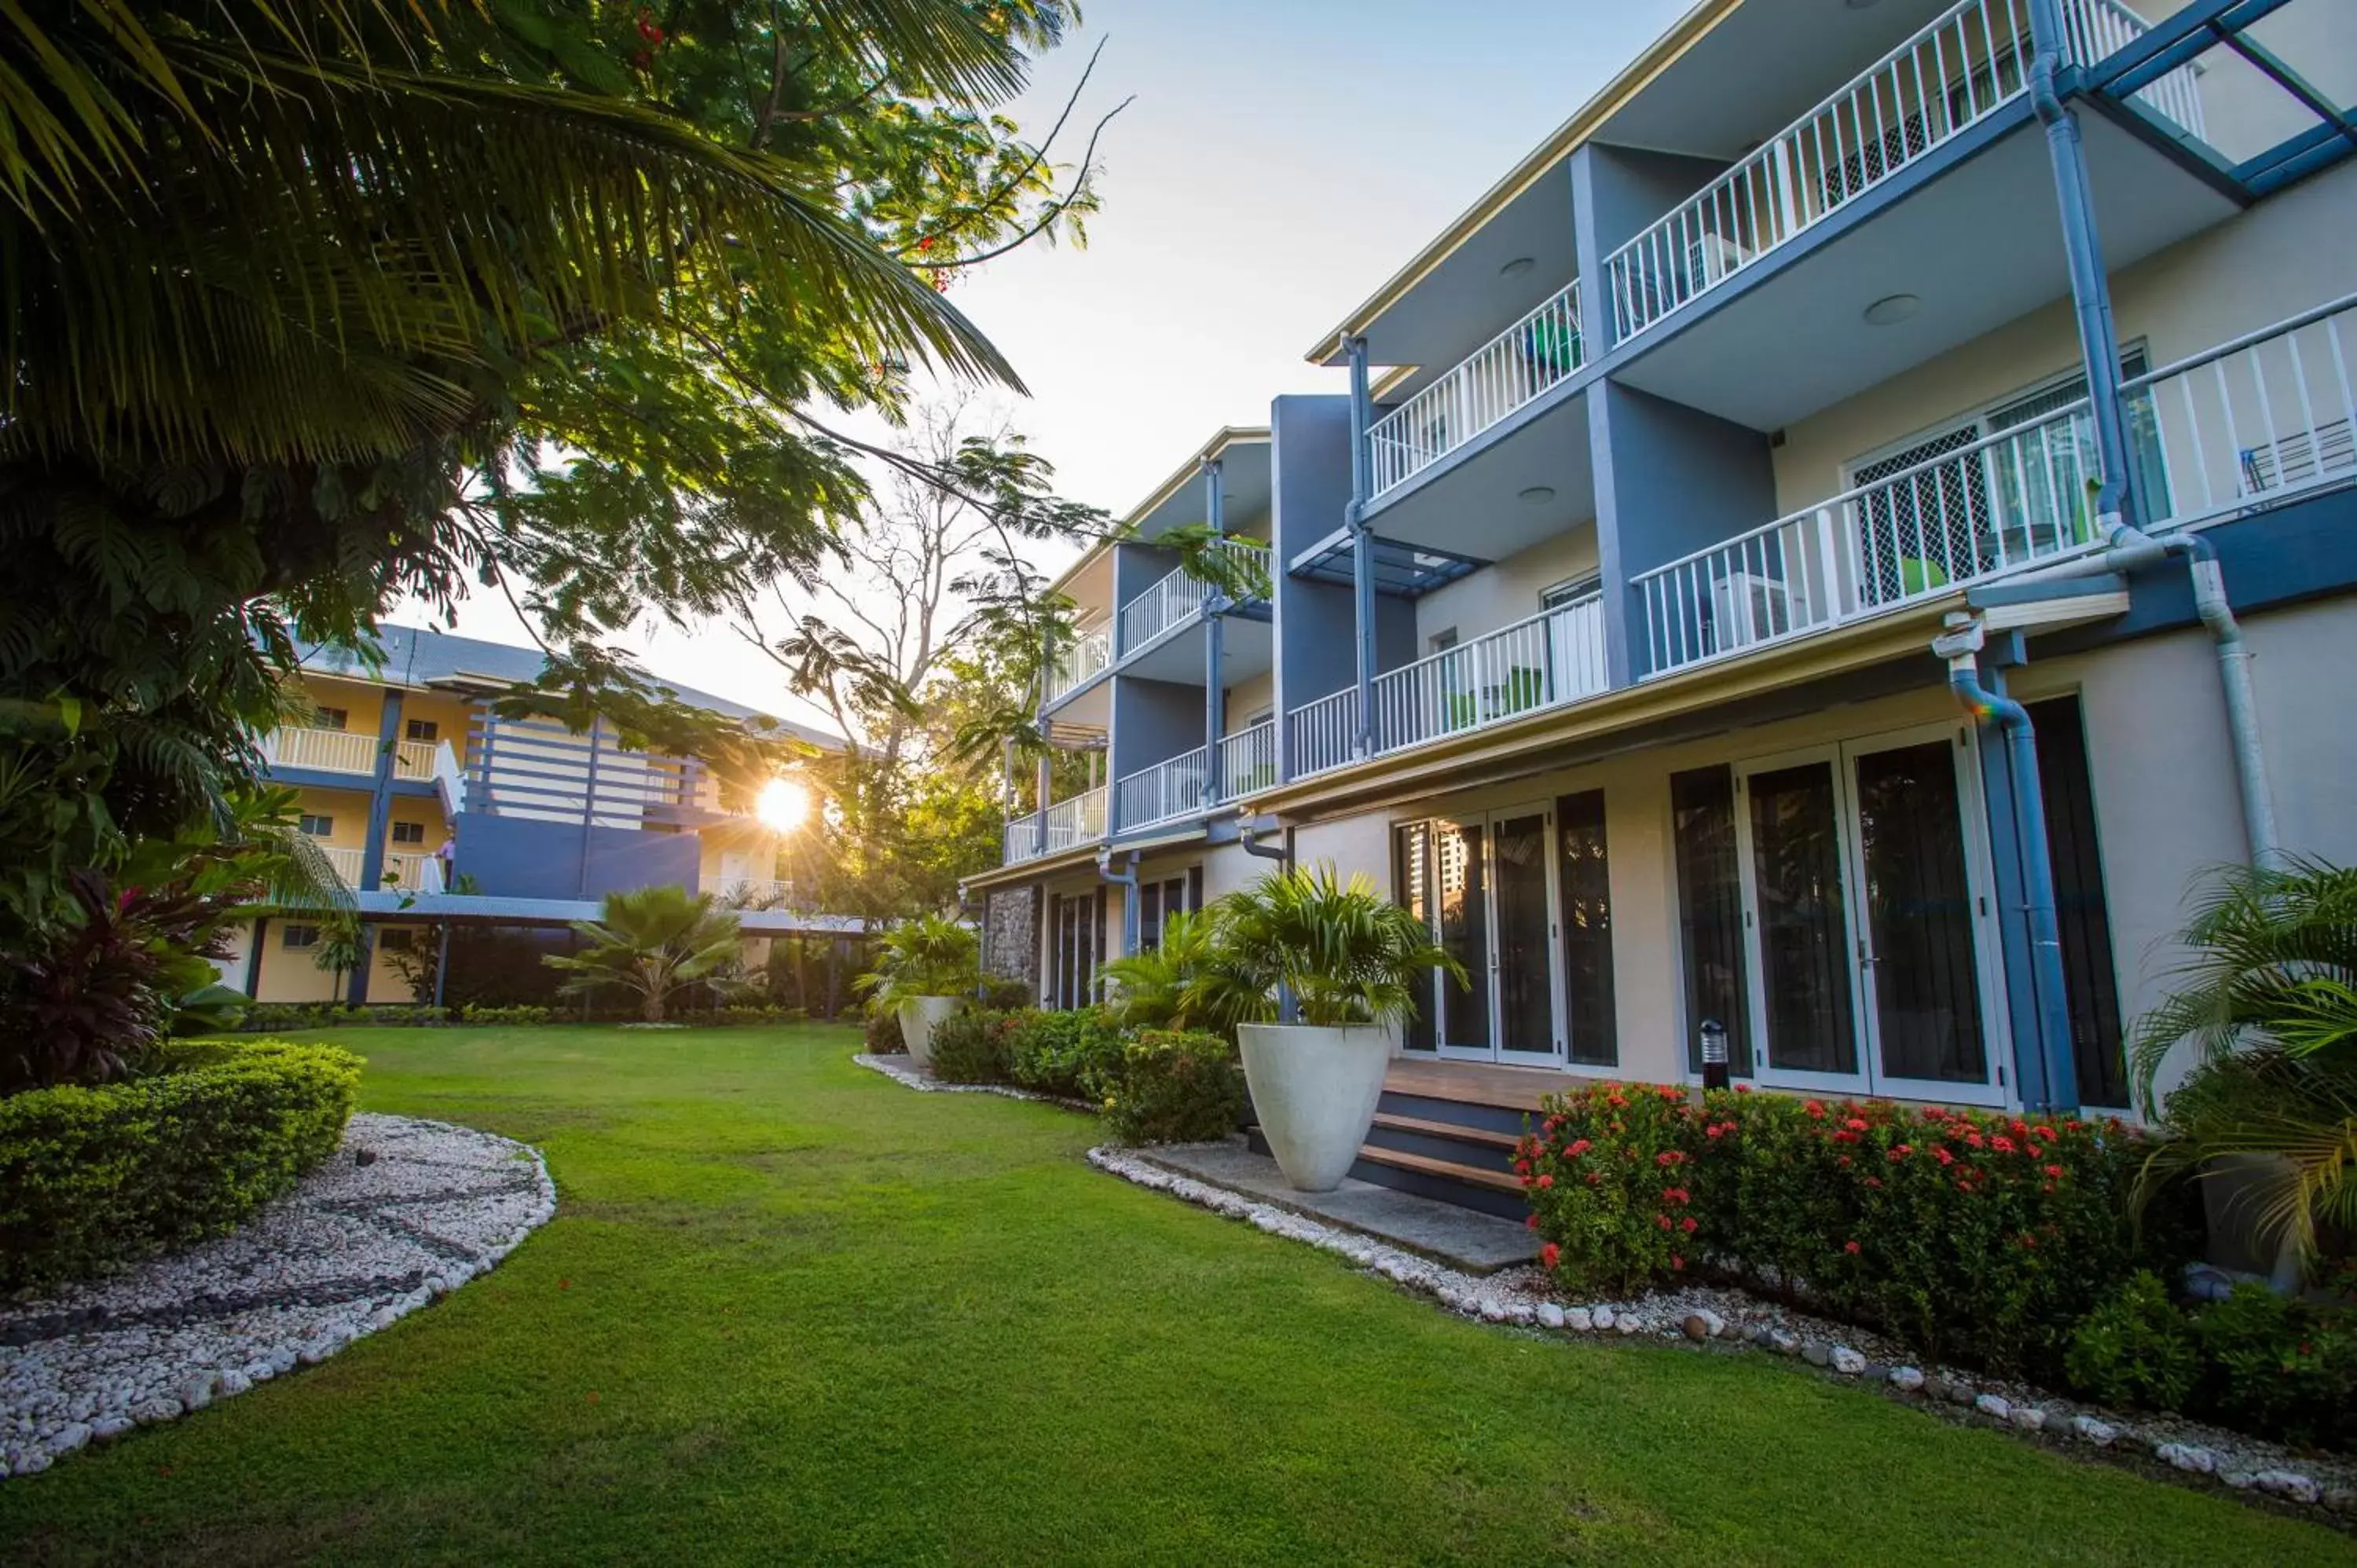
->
1115, 746, 1209, 832
2126, 291, 2356, 532
261, 725, 379, 775
1045, 625, 1112, 703
1045, 785, 1109, 854
1367, 279, 1584, 498
1632, 399, 2101, 675
1219, 720, 1277, 799
1116, 540, 1274, 657
2062, 0, 2204, 137
1604, 0, 2039, 343
1002, 808, 1044, 865
1286, 687, 1360, 779
1369, 596, 1608, 758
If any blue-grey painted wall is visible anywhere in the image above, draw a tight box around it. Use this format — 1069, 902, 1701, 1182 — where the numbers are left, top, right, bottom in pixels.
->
1113, 541, 1182, 611
1270, 395, 1358, 771
1588, 378, 1780, 683
1109, 676, 1209, 786
455, 811, 702, 902
1569, 143, 1731, 351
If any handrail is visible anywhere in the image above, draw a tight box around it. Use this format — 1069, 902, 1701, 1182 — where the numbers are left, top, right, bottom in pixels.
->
1115, 746, 1210, 831
1366, 278, 1583, 498
1046, 625, 1112, 703
1219, 720, 1277, 799
2121, 290, 2357, 391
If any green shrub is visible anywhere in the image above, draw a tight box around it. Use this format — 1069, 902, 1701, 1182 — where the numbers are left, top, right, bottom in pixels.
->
2064, 1269, 2202, 1411
242, 1002, 452, 1031
1006, 1008, 1125, 1100
460, 1004, 554, 1026
1102, 1030, 1243, 1145
979, 974, 1035, 1010
863, 1006, 905, 1055
2196, 1283, 2357, 1449
928, 1008, 1022, 1085
0, 1038, 361, 1289
1522, 1085, 2194, 1378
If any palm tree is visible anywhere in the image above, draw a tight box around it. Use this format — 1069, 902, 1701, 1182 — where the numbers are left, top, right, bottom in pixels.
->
543, 886, 750, 1024
1096, 908, 1215, 1030
852, 912, 978, 1008
2132, 858, 2357, 1273
1185, 866, 1467, 1031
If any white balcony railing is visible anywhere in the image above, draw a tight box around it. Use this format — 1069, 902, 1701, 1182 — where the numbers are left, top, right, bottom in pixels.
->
1605, 0, 2043, 344
1046, 625, 1112, 704
2126, 291, 2356, 533
1116, 540, 1274, 657
1633, 399, 2101, 675
318, 844, 365, 885
382, 851, 445, 896
2062, 0, 2205, 138
1287, 687, 1360, 780
1219, 720, 1277, 800
262, 725, 378, 775
1368, 279, 1584, 499
1045, 786, 1109, 854
1115, 746, 1210, 831
1002, 808, 1044, 865
393, 738, 438, 780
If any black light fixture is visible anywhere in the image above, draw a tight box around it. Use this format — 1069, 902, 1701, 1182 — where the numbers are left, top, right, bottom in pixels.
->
1699, 1019, 1730, 1090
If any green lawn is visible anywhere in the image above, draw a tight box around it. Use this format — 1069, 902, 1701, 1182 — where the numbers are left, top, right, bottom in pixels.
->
2, 1026, 2348, 1566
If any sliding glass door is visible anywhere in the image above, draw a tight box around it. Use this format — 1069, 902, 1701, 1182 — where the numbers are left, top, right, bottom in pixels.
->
1409, 805, 1565, 1064
1734, 726, 2004, 1104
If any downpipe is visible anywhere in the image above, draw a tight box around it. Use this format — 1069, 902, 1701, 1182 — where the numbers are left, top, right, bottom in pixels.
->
1097, 848, 1142, 960
1935, 618, 2079, 1115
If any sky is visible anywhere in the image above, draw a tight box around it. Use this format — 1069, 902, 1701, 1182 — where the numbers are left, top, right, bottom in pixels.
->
409, 0, 1692, 730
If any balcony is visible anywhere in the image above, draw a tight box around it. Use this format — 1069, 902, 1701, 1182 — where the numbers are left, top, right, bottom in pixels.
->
315, 845, 445, 894
1116, 540, 1274, 658
1630, 291, 2357, 678
1219, 720, 1277, 800
1044, 625, 1112, 705
1600, 0, 2187, 348
1367, 278, 1584, 501
260, 725, 443, 782
1115, 746, 1208, 833
1286, 594, 1609, 779
1001, 784, 1109, 866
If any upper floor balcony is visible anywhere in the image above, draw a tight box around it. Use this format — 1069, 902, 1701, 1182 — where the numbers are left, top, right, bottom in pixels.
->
262, 724, 442, 782
1116, 539, 1274, 658
316, 844, 445, 895
1044, 623, 1113, 705
1367, 279, 1584, 503
1600, 0, 2195, 348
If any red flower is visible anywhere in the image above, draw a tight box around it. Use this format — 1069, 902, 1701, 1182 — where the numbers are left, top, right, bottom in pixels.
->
1832, 1130, 1860, 1144
1541, 1242, 1561, 1269
1845, 1117, 1868, 1133
1514, 1159, 1531, 1174
1804, 1100, 1827, 1119
1735, 1083, 1754, 1094
1566, 1138, 1592, 1157
1864, 1176, 1882, 1189
1680, 1215, 1698, 1233
1585, 1172, 1600, 1186
2043, 1163, 2064, 1179
1888, 1145, 1912, 1161
1525, 1214, 1539, 1230
1964, 1132, 1985, 1149
1934, 1147, 1955, 1166
1843, 1240, 1861, 1255
2031, 1125, 2057, 1142
1670, 1255, 1685, 1270
1657, 1213, 1672, 1230
1922, 1106, 1947, 1120
1990, 1135, 2017, 1154
1706, 1123, 1726, 1139
1607, 1093, 1626, 1108
1836, 1155, 1852, 1169
1535, 1174, 1554, 1190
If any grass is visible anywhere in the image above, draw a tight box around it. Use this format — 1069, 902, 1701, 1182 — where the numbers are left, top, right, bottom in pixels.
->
2, 1025, 2350, 1566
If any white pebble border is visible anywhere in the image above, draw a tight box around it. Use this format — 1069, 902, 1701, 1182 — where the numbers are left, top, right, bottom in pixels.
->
1089, 1144, 2356, 1519
852, 1052, 1094, 1111
0, 1112, 555, 1480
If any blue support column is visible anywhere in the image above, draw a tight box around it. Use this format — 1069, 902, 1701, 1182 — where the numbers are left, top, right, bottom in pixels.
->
1344, 335, 1376, 757
1201, 454, 1227, 805
2029, 0, 2139, 529
349, 691, 405, 1004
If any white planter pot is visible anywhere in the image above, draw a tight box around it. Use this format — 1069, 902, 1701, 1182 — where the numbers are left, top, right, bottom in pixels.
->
1237, 1022, 1392, 1192
897, 995, 961, 1070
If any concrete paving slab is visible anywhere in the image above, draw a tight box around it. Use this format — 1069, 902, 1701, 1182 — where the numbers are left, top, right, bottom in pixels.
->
1133, 1139, 1539, 1274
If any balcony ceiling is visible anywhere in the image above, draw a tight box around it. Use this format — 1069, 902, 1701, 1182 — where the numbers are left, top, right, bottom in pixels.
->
1129, 436, 1272, 544
1365, 387, 1597, 564
1121, 614, 1274, 687
1613, 112, 2242, 432
1599, 0, 1959, 163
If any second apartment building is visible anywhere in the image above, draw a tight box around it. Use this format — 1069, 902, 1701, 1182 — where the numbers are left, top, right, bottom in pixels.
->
969, 0, 2357, 1190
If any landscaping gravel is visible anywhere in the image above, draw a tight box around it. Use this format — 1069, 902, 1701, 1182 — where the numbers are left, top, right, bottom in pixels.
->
0, 1113, 554, 1479
1087, 1142, 2357, 1522
853, 1052, 1093, 1109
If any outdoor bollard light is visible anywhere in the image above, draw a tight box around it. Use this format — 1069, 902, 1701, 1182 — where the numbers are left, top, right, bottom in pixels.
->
1699, 1020, 1729, 1091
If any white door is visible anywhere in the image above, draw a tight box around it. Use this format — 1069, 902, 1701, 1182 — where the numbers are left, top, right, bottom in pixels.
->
1735, 724, 2007, 1105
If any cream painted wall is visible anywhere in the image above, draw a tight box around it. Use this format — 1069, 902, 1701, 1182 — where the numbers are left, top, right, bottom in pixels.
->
292, 674, 387, 738
1223, 671, 1276, 729
291, 785, 374, 854
1771, 158, 2357, 513
1413, 525, 1600, 651
250, 920, 430, 1004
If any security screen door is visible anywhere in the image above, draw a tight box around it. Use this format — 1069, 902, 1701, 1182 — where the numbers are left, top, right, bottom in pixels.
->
1430, 805, 1564, 1064
1733, 724, 2005, 1105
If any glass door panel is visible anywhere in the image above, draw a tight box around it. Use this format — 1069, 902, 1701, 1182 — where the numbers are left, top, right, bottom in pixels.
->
1394, 822, 1438, 1054
1432, 818, 1491, 1055
1743, 760, 1860, 1079
1492, 809, 1556, 1060
1852, 740, 1988, 1086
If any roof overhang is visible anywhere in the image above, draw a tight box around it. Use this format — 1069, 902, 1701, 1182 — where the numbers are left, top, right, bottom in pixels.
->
1046, 427, 1274, 599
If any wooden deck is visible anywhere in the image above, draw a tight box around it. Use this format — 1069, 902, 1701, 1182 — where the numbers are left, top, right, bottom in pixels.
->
1381, 1057, 1567, 1113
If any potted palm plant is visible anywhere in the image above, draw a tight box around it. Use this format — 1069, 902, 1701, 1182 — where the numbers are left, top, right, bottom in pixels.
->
857, 914, 980, 1071
1187, 866, 1465, 1192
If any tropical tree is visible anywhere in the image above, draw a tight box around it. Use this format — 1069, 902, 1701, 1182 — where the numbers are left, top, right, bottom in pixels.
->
1, 1, 1113, 954
1184, 866, 1467, 1031
1096, 909, 1216, 1030
853, 912, 979, 1007
543, 887, 751, 1024
2132, 858, 2357, 1275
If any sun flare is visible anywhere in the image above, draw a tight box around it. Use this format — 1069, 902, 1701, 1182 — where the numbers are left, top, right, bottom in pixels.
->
755, 777, 810, 833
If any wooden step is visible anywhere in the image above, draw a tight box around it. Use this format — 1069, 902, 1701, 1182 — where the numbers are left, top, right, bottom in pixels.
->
1370, 1111, 1521, 1152
1354, 1143, 1524, 1194
1382, 1058, 1561, 1112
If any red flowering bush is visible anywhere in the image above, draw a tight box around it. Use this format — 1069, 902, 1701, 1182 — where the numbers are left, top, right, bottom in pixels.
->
1526, 1084, 2198, 1379
1516, 1083, 1711, 1296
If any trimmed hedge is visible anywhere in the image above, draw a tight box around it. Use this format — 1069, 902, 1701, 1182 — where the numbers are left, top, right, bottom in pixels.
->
1520, 1083, 2198, 1379
239, 1002, 808, 1031
1007, 1007, 1125, 1100
0, 1038, 361, 1290
1102, 1031, 1243, 1145
929, 1007, 1024, 1084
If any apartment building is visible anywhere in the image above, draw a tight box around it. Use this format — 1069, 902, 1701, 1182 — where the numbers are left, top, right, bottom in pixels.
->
966, 0, 2357, 1211
229, 624, 853, 1005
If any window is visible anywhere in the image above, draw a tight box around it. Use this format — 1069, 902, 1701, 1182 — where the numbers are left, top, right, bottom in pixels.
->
282, 924, 321, 950
405, 718, 439, 742
1670, 767, 1751, 1075
379, 929, 415, 953
1428, 627, 1459, 654
1540, 574, 1601, 610
298, 814, 334, 838
1137, 873, 1194, 951
313, 707, 349, 731
2029, 695, 2130, 1108
1556, 789, 1616, 1067
390, 820, 426, 845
